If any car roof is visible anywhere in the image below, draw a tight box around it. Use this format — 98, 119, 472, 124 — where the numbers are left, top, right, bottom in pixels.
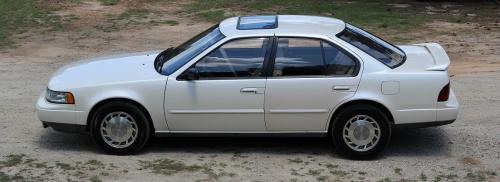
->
219, 15, 346, 38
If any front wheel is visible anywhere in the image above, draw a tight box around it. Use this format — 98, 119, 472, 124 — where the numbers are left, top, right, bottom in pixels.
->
331, 104, 391, 159
90, 101, 151, 155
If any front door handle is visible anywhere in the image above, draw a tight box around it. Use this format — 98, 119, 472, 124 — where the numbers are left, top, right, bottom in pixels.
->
240, 87, 258, 94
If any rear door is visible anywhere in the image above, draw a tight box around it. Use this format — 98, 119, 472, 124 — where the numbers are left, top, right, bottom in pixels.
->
165, 37, 272, 131
264, 37, 362, 131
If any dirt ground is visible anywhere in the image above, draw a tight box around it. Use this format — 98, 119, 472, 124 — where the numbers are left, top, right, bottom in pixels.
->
0, 1, 499, 181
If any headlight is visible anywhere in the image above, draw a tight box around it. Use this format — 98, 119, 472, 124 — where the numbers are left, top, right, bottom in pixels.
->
45, 89, 75, 104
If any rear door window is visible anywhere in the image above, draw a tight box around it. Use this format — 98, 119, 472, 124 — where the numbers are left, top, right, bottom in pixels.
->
273, 38, 324, 76
271, 37, 358, 77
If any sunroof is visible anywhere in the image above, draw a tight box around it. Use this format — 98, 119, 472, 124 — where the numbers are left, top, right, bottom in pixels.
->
237, 16, 278, 30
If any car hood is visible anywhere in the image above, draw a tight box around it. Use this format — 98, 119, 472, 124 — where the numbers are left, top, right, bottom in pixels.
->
48, 51, 165, 91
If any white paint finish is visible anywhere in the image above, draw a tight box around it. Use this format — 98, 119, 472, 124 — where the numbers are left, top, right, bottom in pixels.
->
437, 89, 459, 121
381, 81, 400, 95
264, 77, 360, 131
164, 79, 267, 131
398, 43, 451, 72
43, 51, 169, 130
415, 43, 451, 71
332, 85, 356, 92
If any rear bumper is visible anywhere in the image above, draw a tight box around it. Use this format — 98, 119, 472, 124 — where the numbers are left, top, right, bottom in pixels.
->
393, 119, 455, 129
436, 89, 459, 121
392, 89, 459, 127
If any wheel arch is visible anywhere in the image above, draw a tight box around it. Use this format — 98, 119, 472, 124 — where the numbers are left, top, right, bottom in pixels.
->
85, 98, 155, 133
327, 99, 394, 132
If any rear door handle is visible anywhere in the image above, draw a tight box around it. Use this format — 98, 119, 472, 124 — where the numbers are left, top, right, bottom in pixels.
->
240, 87, 258, 94
240, 87, 264, 94
333, 86, 351, 91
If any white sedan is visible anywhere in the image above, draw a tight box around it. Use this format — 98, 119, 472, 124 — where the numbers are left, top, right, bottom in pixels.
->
36, 15, 459, 158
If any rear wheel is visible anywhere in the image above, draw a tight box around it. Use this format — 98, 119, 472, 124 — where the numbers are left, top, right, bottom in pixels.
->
90, 101, 151, 155
331, 104, 391, 159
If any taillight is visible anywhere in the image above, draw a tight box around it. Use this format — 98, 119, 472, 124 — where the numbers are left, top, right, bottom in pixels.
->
438, 82, 450, 102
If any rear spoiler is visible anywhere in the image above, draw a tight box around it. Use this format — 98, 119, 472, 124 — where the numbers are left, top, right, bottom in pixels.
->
414, 43, 450, 71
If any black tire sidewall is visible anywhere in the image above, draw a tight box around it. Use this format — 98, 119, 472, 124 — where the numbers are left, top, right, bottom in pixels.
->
90, 101, 151, 155
331, 104, 391, 159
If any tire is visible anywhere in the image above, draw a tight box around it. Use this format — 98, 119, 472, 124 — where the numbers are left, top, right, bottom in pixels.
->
90, 101, 151, 155
330, 104, 391, 159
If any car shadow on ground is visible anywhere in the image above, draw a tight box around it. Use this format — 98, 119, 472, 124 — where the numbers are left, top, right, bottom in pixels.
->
37, 129, 100, 153
37, 127, 451, 158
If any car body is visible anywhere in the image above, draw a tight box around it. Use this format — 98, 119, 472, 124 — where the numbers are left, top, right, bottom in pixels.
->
36, 15, 459, 158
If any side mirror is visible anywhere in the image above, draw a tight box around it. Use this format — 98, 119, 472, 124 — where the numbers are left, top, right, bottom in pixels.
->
179, 67, 199, 81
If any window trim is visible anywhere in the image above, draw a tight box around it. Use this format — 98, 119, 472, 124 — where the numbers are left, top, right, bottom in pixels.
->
336, 24, 406, 69
176, 36, 274, 81
265, 36, 361, 79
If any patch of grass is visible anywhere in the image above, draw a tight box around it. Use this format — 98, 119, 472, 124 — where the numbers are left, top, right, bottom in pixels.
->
0, 154, 25, 167
183, 0, 429, 31
307, 169, 322, 176
149, 19, 179, 26
118, 8, 152, 20
330, 170, 348, 178
420, 172, 427, 181
195, 10, 225, 22
394, 167, 402, 175
89, 175, 102, 182
34, 162, 48, 168
0, 171, 11, 181
85, 160, 104, 167
464, 170, 497, 182
0, 0, 68, 47
55, 162, 76, 171
290, 168, 302, 176
288, 158, 303, 164
99, 0, 119, 6
316, 175, 329, 181
139, 158, 204, 175
435, 173, 458, 181
377, 178, 393, 182
100, 7, 177, 31
325, 164, 338, 169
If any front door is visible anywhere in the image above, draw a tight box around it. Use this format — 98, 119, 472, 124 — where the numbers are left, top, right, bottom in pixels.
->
265, 37, 361, 131
165, 37, 272, 131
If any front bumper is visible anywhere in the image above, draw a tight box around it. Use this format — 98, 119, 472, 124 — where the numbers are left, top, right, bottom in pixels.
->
36, 91, 86, 133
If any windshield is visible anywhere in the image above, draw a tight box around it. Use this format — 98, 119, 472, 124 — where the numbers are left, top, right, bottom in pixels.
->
337, 24, 406, 68
155, 24, 225, 75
